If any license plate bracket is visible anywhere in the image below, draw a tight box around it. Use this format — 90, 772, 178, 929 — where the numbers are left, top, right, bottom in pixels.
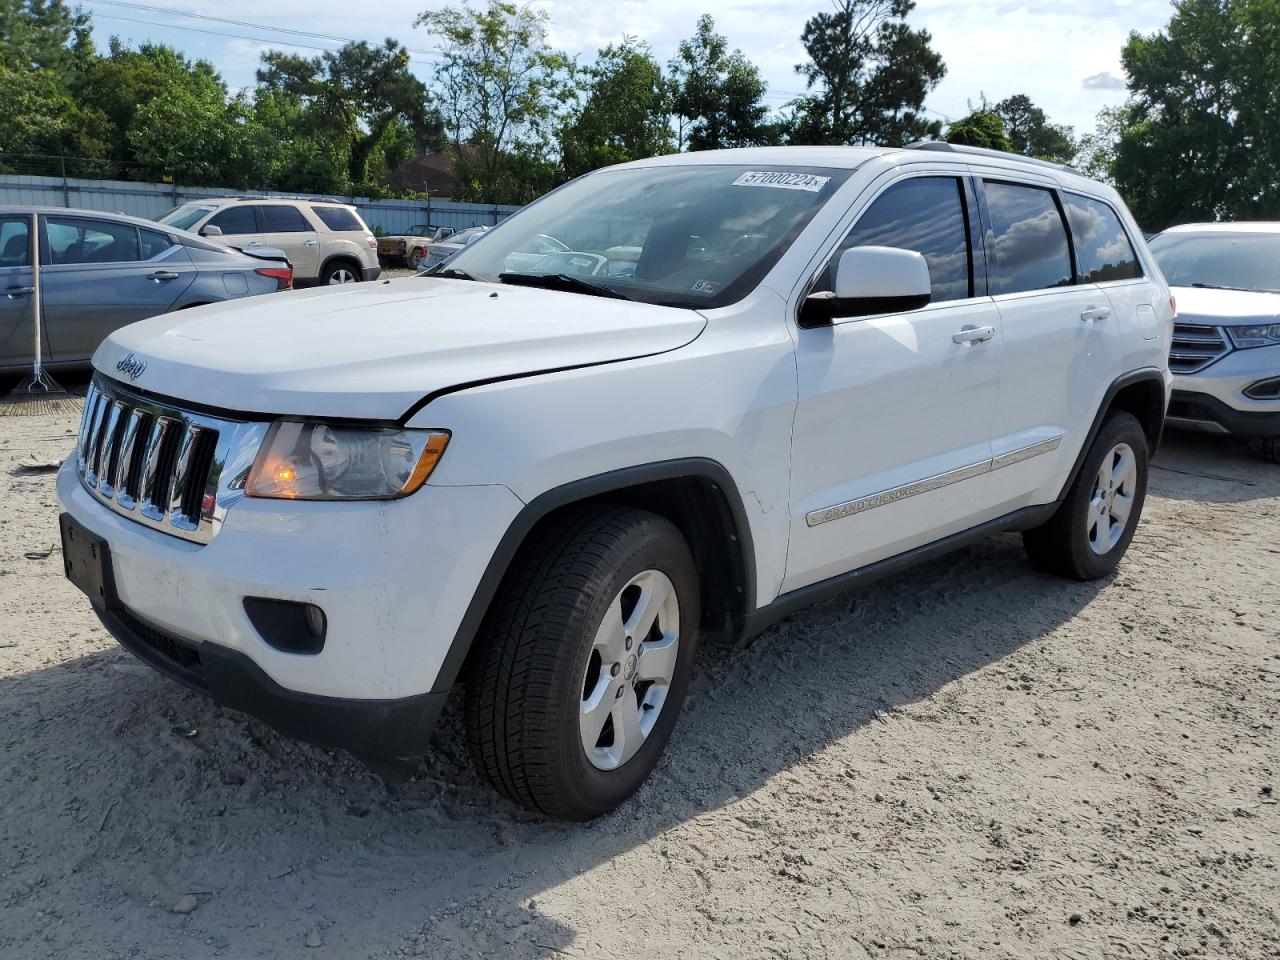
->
59, 513, 121, 611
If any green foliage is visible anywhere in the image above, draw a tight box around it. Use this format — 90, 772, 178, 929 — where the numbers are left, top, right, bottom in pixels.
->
993, 94, 1076, 164
416, 1, 573, 203
790, 0, 944, 146
668, 15, 776, 151
944, 109, 1011, 152
1109, 0, 1280, 229
560, 39, 673, 178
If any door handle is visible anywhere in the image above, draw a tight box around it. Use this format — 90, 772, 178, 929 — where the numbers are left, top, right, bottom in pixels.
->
952, 324, 996, 345
1080, 306, 1111, 322
146, 271, 179, 282
5, 285, 35, 298
303, 239, 319, 247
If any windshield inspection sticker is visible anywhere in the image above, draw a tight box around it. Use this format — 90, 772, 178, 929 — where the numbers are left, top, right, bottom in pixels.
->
732, 171, 831, 192
691, 279, 721, 295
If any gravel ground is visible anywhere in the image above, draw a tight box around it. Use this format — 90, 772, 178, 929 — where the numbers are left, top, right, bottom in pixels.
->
0, 393, 1276, 960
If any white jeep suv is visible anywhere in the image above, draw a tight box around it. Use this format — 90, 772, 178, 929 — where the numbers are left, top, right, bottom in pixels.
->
58, 145, 1173, 820
1148, 222, 1280, 462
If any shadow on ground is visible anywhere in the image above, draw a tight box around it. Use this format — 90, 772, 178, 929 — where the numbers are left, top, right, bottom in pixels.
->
1, 529, 1111, 960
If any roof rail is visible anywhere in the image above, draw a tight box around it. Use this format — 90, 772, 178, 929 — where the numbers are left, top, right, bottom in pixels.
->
905, 141, 1082, 176
234, 195, 347, 204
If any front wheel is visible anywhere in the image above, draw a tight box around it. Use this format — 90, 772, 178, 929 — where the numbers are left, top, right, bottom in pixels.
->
1022, 412, 1149, 580
464, 506, 699, 820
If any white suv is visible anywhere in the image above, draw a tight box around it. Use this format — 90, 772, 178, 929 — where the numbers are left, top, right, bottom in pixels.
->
1148, 222, 1280, 462
58, 145, 1173, 820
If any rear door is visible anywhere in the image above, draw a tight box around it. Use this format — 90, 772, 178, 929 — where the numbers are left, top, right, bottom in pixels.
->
1062, 192, 1157, 344
0, 215, 37, 368
784, 174, 1006, 592
257, 205, 319, 277
977, 177, 1122, 508
41, 216, 196, 362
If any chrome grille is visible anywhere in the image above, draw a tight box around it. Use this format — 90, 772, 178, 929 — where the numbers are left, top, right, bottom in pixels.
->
1169, 322, 1230, 374
75, 377, 270, 544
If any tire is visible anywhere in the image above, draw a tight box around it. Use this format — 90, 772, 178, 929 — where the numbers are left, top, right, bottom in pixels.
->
1247, 438, 1280, 464
1022, 411, 1149, 580
464, 506, 700, 820
320, 260, 361, 285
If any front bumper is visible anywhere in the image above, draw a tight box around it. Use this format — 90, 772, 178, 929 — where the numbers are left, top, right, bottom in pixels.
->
1166, 391, 1280, 438
362, 265, 382, 282
1169, 344, 1280, 438
57, 459, 523, 703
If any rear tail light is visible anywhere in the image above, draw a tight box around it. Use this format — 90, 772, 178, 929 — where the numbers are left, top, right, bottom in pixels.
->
366, 235, 377, 249
255, 266, 293, 290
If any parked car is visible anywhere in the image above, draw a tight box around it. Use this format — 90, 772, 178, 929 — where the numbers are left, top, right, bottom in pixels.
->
58, 144, 1172, 820
376, 224, 442, 267
1148, 222, 1280, 463
157, 198, 379, 286
417, 225, 487, 270
0, 206, 290, 374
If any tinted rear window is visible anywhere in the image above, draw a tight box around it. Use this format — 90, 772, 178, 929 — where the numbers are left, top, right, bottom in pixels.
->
311, 206, 364, 232
1064, 194, 1141, 283
984, 181, 1073, 295
46, 217, 141, 264
261, 205, 313, 233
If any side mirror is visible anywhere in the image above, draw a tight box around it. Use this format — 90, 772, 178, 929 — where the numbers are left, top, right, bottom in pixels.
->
200, 224, 223, 237
801, 246, 932, 327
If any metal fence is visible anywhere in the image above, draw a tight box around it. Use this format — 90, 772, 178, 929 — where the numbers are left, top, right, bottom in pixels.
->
0, 173, 523, 235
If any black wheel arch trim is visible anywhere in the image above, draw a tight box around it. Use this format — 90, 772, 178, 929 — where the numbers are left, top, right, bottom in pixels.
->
1056, 366, 1167, 502
319, 254, 365, 279
429, 457, 757, 694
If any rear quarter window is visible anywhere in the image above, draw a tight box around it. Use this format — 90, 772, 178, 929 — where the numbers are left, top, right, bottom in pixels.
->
311, 206, 365, 232
1063, 194, 1142, 283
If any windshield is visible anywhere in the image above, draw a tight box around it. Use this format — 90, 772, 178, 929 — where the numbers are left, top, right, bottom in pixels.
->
158, 203, 217, 231
435, 164, 850, 308
1149, 232, 1280, 293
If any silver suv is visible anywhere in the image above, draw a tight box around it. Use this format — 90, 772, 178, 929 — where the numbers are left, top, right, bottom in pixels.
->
158, 198, 380, 286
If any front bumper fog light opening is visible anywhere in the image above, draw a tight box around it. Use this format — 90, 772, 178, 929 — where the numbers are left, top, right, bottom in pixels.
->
244, 598, 327, 655
1243, 377, 1280, 401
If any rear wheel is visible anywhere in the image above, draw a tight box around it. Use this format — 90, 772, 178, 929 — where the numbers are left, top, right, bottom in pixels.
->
464, 506, 699, 820
1247, 438, 1280, 464
1023, 412, 1149, 580
321, 260, 360, 285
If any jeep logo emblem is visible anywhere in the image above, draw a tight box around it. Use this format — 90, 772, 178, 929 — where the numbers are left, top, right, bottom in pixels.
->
116, 353, 147, 381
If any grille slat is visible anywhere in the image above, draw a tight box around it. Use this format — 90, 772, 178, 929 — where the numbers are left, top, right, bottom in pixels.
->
72, 377, 265, 545
1170, 322, 1230, 374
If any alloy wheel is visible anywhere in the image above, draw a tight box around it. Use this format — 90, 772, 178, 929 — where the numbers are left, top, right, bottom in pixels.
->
328, 267, 357, 284
579, 569, 680, 771
1087, 442, 1138, 555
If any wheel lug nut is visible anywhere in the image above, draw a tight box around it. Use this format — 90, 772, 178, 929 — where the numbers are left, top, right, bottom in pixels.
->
625, 636, 633, 651
615, 686, 625, 698
610, 663, 620, 677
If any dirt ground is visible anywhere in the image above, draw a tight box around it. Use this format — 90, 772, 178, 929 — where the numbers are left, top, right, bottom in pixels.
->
0, 390, 1276, 960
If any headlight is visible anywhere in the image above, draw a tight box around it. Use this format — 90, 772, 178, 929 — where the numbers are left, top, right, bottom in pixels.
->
247, 422, 449, 500
1226, 323, 1280, 349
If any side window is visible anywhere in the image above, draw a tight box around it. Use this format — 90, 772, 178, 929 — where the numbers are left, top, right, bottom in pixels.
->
0, 217, 30, 267
260, 205, 313, 233
821, 177, 972, 304
45, 218, 141, 264
1063, 194, 1142, 283
140, 229, 173, 260
208, 205, 260, 235
310, 206, 364, 232
983, 181, 1073, 295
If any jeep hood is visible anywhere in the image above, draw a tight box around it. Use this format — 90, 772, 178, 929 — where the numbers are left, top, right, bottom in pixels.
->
94, 277, 707, 420
1173, 285, 1280, 324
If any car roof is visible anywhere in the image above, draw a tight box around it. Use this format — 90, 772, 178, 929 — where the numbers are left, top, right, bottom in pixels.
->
1157, 221, 1280, 235
174, 197, 358, 209
0, 205, 192, 231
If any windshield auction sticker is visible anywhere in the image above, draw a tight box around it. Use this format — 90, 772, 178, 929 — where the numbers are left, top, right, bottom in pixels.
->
732, 171, 831, 192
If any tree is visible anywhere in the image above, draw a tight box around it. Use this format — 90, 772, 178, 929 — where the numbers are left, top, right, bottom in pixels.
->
992, 94, 1075, 163
1109, 0, 1280, 229
560, 39, 673, 177
0, 0, 93, 77
944, 108, 1010, 151
257, 40, 441, 190
789, 0, 944, 146
415, 1, 572, 203
668, 15, 775, 151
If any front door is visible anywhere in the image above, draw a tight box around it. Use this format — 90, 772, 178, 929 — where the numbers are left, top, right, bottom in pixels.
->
41, 215, 195, 362
784, 175, 1005, 593
255, 204, 320, 277
0, 214, 37, 369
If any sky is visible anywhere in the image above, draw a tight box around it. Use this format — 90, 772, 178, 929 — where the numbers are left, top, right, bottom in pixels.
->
80, 0, 1178, 137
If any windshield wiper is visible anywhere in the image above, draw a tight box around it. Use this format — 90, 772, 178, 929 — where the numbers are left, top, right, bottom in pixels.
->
498, 272, 633, 301
429, 266, 480, 281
